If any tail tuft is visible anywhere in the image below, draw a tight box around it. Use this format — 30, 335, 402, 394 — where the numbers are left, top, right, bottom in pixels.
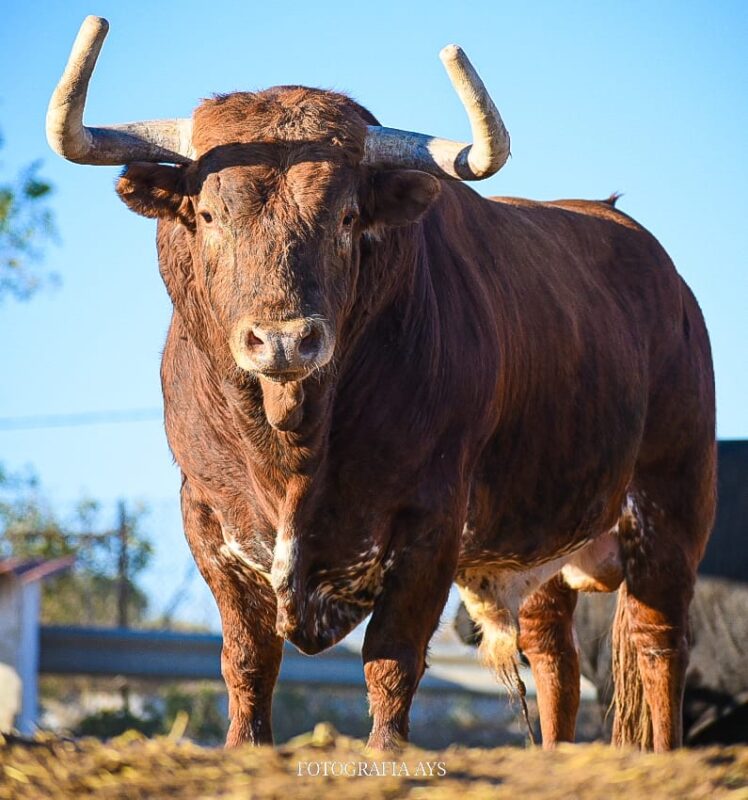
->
603, 192, 623, 207
611, 583, 652, 748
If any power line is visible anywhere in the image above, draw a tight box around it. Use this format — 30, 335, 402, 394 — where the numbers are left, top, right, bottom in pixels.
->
0, 407, 162, 431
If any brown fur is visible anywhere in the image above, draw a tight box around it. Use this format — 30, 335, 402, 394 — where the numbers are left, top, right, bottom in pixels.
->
112, 87, 716, 751
519, 575, 580, 745
612, 582, 652, 747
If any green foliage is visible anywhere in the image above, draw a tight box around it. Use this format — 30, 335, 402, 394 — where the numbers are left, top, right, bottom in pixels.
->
0, 465, 153, 626
0, 130, 58, 300
271, 684, 370, 744
74, 707, 162, 739
69, 685, 227, 743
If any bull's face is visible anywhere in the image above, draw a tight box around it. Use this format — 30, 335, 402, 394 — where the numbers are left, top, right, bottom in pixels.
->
187, 156, 348, 384
116, 90, 440, 392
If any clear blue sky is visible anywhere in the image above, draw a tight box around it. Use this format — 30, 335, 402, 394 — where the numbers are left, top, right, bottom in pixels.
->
1, 1, 746, 625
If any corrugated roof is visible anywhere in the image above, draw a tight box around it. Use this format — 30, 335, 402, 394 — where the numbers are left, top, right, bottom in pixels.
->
0, 556, 74, 584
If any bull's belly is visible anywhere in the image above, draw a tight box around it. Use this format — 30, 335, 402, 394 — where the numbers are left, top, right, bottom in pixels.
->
454, 493, 642, 651
456, 528, 623, 616
456, 508, 620, 590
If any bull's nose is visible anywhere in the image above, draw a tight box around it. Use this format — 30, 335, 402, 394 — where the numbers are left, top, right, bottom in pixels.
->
247, 321, 322, 363
230, 317, 332, 378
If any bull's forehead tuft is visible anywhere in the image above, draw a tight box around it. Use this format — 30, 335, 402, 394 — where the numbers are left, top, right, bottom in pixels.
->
191, 87, 370, 160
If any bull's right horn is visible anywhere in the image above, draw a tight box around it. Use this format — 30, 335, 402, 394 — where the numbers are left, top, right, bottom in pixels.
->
46, 16, 194, 165
363, 45, 510, 181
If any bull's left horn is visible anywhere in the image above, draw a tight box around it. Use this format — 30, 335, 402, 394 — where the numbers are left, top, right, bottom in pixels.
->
363, 45, 510, 181
46, 16, 194, 165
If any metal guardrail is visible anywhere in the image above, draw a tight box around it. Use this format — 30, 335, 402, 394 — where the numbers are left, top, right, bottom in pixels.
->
39, 625, 524, 696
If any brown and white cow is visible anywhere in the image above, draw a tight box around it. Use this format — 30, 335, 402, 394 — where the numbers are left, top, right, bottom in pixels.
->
48, 17, 715, 751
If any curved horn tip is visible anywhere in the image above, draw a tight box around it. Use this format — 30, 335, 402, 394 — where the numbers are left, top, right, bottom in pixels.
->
71, 16, 110, 51
82, 15, 109, 35
439, 43, 464, 63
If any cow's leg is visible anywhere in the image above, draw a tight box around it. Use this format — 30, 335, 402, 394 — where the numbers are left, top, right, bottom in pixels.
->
519, 574, 579, 747
616, 492, 697, 751
362, 520, 460, 750
620, 577, 691, 751
614, 297, 716, 751
615, 455, 714, 751
181, 479, 282, 746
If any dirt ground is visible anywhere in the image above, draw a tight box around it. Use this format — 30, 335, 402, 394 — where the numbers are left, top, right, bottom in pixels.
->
1, 724, 747, 799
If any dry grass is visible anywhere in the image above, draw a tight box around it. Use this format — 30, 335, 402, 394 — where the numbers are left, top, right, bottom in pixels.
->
1, 724, 747, 799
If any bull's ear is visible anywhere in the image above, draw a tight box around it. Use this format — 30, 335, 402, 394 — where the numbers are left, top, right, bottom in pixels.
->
116, 163, 193, 227
363, 170, 441, 228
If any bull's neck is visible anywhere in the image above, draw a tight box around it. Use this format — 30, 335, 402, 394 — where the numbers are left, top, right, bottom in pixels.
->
339, 225, 432, 362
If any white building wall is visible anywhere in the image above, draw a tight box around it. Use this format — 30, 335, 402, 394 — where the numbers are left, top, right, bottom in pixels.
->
0, 576, 40, 734
0, 576, 23, 732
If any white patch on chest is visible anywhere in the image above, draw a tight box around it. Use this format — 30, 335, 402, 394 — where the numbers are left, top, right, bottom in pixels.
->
220, 524, 272, 583
270, 525, 300, 594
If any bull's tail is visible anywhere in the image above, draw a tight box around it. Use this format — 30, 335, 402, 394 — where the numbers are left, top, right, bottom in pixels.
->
611, 582, 652, 748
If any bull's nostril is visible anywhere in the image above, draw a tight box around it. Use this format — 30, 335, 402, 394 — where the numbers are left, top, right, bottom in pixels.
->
299, 329, 320, 357
246, 329, 264, 349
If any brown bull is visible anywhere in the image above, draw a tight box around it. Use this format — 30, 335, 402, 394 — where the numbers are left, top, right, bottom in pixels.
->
48, 17, 715, 752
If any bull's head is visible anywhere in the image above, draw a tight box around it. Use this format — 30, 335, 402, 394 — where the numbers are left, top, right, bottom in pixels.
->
113, 93, 443, 392
47, 18, 509, 414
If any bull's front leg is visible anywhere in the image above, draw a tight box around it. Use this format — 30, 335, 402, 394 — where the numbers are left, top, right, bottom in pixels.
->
362, 516, 460, 751
181, 479, 283, 746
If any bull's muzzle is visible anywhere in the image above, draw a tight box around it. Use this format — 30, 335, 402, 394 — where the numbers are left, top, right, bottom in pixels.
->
230, 316, 333, 382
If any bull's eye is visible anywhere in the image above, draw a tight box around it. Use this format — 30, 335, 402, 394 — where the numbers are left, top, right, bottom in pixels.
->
341, 210, 357, 227
199, 210, 213, 224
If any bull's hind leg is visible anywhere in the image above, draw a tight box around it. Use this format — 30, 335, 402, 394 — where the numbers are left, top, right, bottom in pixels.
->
615, 443, 716, 751
181, 479, 283, 746
612, 280, 717, 751
519, 575, 579, 746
